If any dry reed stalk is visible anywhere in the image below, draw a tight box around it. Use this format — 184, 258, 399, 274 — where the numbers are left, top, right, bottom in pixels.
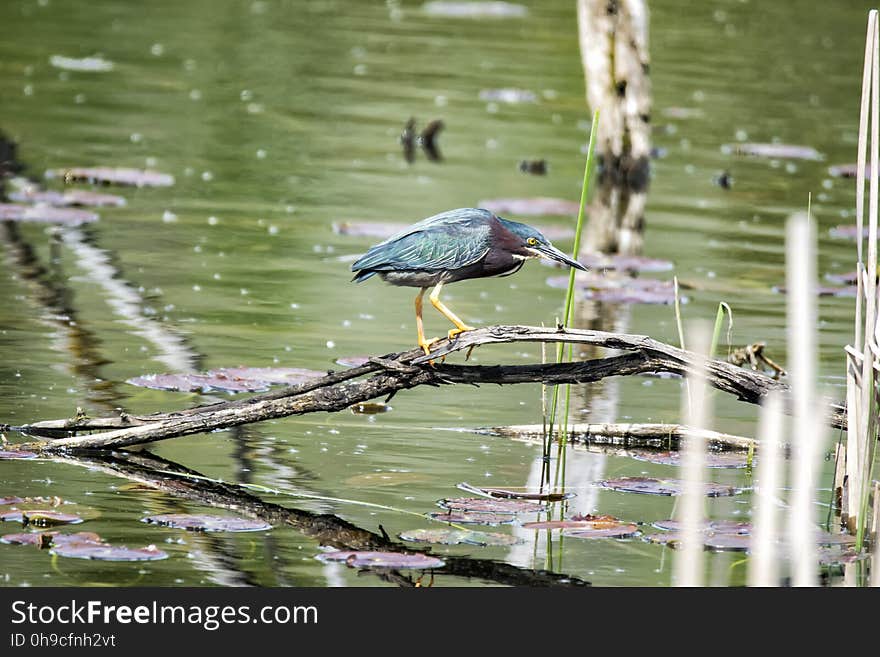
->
673, 323, 709, 587
785, 213, 823, 587
748, 392, 784, 587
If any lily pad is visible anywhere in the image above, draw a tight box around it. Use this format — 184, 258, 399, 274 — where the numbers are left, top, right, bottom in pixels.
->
564, 521, 640, 539
772, 284, 857, 298
126, 373, 266, 393
0, 450, 38, 460
652, 519, 752, 534
207, 367, 325, 385
478, 197, 580, 217
0, 497, 24, 505
0, 203, 98, 225
422, 2, 528, 18
399, 528, 471, 545
597, 476, 737, 497
46, 167, 175, 188
398, 528, 519, 547
1, 531, 102, 547
814, 531, 857, 546
427, 510, 515, 525
51, 543, 168, 561
817, 547, 868, 565
703, 533, 752, 551
9, 188, 127, 208
438, 497, 544, 514
727, 143, 823, 160
825, 271, 858, 285
828, 163, 871, 178
479, 88, 537, 104
829, 225, 869, 240
0, 510, 83, 526
627, 450, 750, 469
315, 550, 444, 569
142, 514, 271, 533
577, 253, 675, 273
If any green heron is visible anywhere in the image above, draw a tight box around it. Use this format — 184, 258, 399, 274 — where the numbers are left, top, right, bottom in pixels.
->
351, 207, 587, 355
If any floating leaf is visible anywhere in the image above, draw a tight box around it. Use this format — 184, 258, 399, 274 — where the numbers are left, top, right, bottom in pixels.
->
627, 450, 750, 469
704, 533, 752, 551
459, 531, 521, 546
46, 167, 175, 188
427, 510, 515, 525
0, 450, 38, 460
315, 550, 444, 569
9, 188, 127, 208
142, 514, 271, 533
0, 203, 98, 225
399, 528, 470, 545
597, 476, 737, 497
772, 284, 857, 298
1, 531, 102, 547
644, 532, 680, 546
565, 522, 639, 539
652, 519, 752, 534
817, 547, 867, 565
207, 367, 325, 385
829, 225, 868, 240
126, 373, 265, 393
335, 355, 371, 368
827, 163, 871, 178
825, 271, 858, 285
478, 197, 580, 217
727, 143, 823, 160
577, 253, 674, 273
0, 497, 24, 505
51, 543, 168, 561
0, 510, 83, 526
438, 497, 544, 514
814, 531, 857, 546
422, 2, 528, 18
49, 55, 114, 72
479, 88, 537, 104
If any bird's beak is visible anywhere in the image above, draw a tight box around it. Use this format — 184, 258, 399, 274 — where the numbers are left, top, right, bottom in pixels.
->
532, 244, 589, 271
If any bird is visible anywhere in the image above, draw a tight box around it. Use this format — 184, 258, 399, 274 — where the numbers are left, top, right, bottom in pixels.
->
351, 207, 588, 356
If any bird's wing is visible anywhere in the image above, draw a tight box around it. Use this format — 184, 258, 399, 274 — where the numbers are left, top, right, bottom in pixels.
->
352, 208, 493, 272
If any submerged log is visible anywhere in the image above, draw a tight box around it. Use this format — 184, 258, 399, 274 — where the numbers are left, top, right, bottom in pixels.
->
487, 423, 757, 451
2, 325, 846, 452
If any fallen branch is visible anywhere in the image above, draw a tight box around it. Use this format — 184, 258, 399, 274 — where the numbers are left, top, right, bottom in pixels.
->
3, 325, 846, 452
485, 422, 757, 451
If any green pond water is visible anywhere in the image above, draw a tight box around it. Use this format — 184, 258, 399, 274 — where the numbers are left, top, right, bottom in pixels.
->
0, 0, 873, 586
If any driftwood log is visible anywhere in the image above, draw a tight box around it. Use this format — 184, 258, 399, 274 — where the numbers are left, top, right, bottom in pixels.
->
2, 325, 845, 452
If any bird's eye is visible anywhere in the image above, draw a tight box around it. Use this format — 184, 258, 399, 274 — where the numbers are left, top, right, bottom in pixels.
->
527, 237, 537, 246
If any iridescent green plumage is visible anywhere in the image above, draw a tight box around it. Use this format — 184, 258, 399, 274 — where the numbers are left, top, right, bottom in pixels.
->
351, 207, 587, 355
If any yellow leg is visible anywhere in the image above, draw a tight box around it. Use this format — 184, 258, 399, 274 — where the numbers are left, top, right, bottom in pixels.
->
429, 282, 475, 340
414, 288, 440, 355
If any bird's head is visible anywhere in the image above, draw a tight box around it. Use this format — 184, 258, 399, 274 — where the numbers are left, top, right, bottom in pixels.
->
502, 219, 589, 271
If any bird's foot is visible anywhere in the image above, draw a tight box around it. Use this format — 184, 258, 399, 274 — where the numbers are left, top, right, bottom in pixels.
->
447, 325, 475, 341
418, 336, 442, 356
